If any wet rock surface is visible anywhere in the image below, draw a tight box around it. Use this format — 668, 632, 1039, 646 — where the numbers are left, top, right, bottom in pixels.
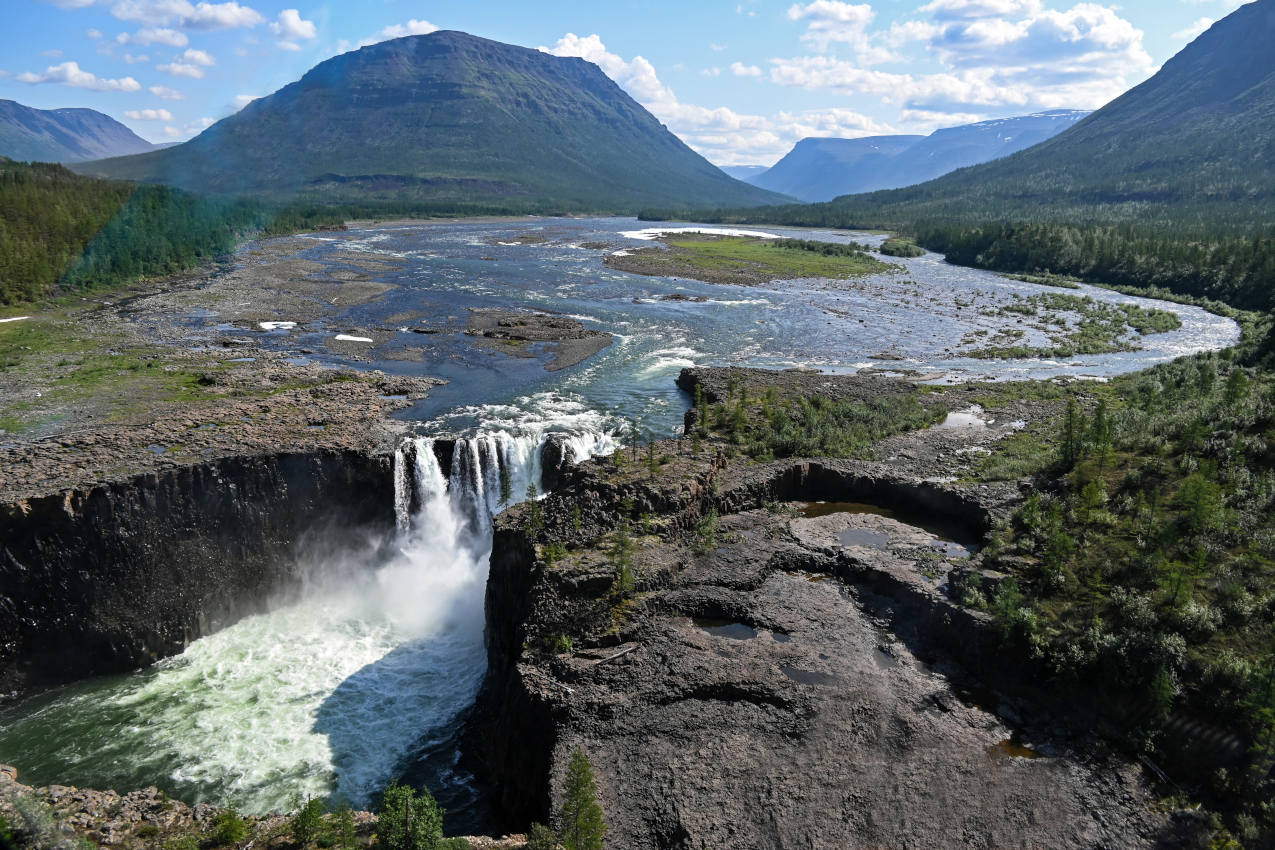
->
465, 309, 613, 372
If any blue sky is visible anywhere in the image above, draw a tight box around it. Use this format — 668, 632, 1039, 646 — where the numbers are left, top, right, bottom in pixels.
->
1, 0, 1251, 165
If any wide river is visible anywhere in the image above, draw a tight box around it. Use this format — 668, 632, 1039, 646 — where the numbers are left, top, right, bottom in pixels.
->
0, 218, 1239, 832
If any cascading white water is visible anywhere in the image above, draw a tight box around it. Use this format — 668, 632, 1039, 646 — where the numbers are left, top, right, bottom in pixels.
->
0, 426, 616, 820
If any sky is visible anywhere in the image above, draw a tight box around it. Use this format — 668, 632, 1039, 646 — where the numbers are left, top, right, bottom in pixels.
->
0, 0, 1253, 166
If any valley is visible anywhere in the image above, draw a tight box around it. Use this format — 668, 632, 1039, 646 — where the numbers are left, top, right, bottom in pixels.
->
2, 3, 1275, 848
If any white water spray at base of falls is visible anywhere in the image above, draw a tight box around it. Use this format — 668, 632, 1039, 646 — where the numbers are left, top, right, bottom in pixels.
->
0, 427, 615, 818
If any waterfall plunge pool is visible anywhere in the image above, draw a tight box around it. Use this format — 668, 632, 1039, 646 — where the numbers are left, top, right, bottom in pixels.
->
0, 428, 616, 833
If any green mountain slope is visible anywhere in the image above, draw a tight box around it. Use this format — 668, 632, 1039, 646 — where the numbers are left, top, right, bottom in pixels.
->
732, 0, 1275, 231
75, 31, 788, 210
0, 100, 157, 163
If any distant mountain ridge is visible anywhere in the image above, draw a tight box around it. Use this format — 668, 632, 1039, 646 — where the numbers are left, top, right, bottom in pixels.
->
0, 100, 157, 163
75, 31, 788, 210
756, 0, 1275, 229
747, 111, 1089, 202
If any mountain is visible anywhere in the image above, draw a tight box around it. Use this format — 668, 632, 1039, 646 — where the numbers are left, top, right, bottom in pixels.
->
0, 100, 157, 163
746, 111, 1088, 203
747, 136, 923, 202
720, 165, 768, 181
75, 31, 789, 210
760, 0, 1275, 229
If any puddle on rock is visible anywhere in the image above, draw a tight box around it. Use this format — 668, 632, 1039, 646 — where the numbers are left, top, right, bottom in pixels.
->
693, 618, 757, 640
838, 527, 891, 549
781, 666, 840, 687
771, 632, 792, 643
931, 405, 988, 430
987, 739, 1043, 760
800, 501, 980, 558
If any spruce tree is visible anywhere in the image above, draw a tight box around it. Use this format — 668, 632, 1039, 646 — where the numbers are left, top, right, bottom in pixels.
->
558, 748, 605, 850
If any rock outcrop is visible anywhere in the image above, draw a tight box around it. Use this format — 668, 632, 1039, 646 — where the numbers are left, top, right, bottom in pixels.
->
0, 449, 394, 699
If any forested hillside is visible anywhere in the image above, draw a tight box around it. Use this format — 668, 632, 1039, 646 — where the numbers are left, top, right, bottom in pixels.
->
0, 161, 346, 305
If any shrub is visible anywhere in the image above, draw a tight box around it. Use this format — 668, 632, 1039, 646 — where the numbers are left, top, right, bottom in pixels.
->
376, 782, 443, 850
692, 510, 718, 554
291, 797, 325, 846
525, 822, 558, 850
210, 808, 249, 847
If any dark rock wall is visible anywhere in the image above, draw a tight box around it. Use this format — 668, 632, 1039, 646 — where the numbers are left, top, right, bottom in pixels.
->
0, 450, 394, 698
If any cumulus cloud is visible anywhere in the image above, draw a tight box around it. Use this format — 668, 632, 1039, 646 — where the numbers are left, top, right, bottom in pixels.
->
1171, 17, 1213, 40
16, 61, 141, 91
731, 62, 762, 76
180, 47, 215, 65
109, 0, 264, 30
157, 60, 205, 77
117, 26, 188, 46
162, 115, 214, 139
232, 93, 260, 109
773, 0, 1154, 119
540, 32, 894, 165
149, 84, 183, 98
124, 107, 173, 120
271, 8, 315, 49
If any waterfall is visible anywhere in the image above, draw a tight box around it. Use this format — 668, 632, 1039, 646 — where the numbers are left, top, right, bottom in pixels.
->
0, 426, 616, 821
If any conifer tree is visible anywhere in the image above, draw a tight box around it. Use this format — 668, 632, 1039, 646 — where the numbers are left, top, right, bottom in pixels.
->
558, 747, 605, 850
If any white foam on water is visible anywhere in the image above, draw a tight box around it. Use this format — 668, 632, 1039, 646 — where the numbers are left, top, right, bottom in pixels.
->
334, 334, 374, 343
0, 418, 618, 816
619, 226, 780, 241
259, 321, 297, 331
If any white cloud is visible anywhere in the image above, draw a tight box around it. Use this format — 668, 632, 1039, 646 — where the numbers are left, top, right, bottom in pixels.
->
16, 61, 141, 91
270, 7, 315, 49
180, 47, 215, 65
162, 115, 214, 139
701, 67, 722, 76
122, 52, 150, 63
786, 1, 898, 64
109, 0, 264, 30
43, 0, 97, 7
87, 28, 104, 39
357, 18, 438, 47
773, 1, 1154, 118
117, 26, 188, 46
540, 32, 893, 165
731, 62, 762, 77
710, 42, 727, 51
149, 84, 183, 98
232, 93, 260, 109
1171, 17, 1213, 39
41, 49, 65, 58
157, 61, 204, 77
919, 0, 1044, 21
124, 107, 173, 120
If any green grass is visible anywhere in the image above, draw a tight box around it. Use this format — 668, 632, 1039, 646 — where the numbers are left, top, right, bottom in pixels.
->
962, 293, 1182, 359
662, 236, 894, 280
